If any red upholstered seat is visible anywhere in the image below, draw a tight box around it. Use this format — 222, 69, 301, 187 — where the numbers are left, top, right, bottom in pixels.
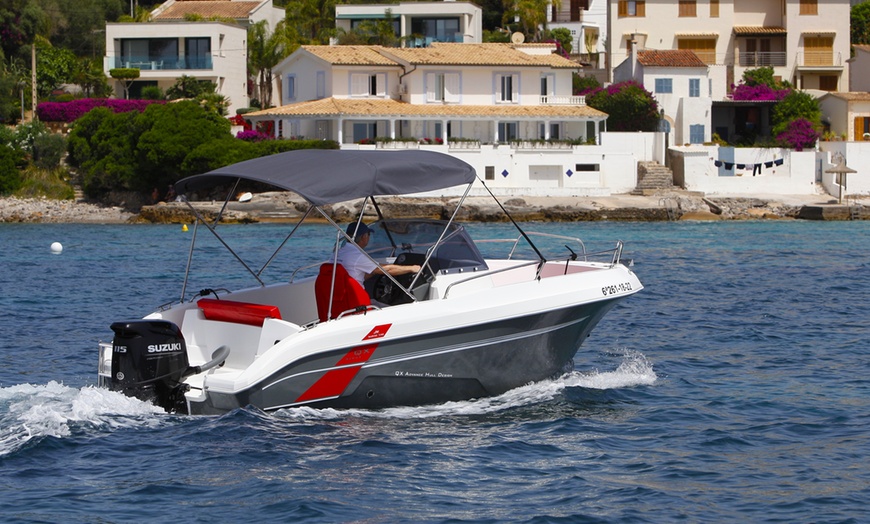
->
315, 263, 371, 322
197, 298, 281, 326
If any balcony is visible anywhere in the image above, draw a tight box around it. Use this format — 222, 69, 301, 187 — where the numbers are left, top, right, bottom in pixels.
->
540, 95, 586, 105
737, 52, 786, 67
109, 55, 213, 71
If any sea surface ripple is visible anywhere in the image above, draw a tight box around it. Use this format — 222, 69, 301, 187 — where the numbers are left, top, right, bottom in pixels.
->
0, 221, 868, 523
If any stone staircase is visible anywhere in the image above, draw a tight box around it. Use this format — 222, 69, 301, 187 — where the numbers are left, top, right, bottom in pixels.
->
631, 161, 675, 195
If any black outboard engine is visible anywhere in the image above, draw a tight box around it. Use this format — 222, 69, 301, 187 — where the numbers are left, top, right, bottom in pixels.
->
109, 320, 190, 413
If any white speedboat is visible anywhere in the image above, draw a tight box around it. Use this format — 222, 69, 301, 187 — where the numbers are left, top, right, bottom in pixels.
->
98, 150, 642, 414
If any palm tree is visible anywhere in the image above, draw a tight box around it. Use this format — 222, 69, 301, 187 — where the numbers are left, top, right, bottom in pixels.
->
502, 0, 561, 42
284, 0, 336, 44
247, 21, 285, 109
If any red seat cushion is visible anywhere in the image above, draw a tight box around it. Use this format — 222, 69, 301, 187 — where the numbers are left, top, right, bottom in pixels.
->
197, 298, 281, 326
315, 263, 371, 322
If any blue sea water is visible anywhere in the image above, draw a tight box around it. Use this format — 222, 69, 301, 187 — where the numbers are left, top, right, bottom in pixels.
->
1, 220, 868, 523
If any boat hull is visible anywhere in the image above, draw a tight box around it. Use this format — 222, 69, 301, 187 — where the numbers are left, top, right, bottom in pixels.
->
186, 297, 622, 414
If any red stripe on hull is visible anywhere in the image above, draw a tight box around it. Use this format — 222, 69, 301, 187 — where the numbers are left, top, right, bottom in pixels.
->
295, 324, 392, 403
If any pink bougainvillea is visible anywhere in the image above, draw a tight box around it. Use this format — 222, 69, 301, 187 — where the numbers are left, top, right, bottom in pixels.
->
730, 83, 790, 101
36, 98, 164, 123
776, 118, 819, 151
235, 130, 271, 141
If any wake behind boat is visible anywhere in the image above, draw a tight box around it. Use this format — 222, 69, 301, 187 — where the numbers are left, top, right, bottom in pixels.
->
98, 150, 642, 414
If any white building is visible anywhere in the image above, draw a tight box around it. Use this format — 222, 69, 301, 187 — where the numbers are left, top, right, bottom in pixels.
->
607, 0, 851, 94
614, 49, 713, 145
334, 1, 483, 46
103, 0, 284, 115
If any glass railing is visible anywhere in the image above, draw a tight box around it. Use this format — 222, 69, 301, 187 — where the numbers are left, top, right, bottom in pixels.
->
111, 55, 213, 70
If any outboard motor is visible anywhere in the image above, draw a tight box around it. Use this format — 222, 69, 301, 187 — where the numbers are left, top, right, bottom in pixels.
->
109, 320, 190, 413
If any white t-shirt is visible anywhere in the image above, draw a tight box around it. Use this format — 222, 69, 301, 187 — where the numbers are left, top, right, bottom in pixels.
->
336, 243, 377, 285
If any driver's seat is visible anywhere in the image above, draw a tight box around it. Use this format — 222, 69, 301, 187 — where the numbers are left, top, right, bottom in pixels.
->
315, 263, 371, 322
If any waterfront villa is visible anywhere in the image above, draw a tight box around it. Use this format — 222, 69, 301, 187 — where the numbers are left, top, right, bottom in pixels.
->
103, 0, 284, 115
243, 42, 663, 196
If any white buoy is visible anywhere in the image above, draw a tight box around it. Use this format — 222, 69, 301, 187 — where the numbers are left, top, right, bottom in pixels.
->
50, 242, 63, 254
238, 192, 253, 203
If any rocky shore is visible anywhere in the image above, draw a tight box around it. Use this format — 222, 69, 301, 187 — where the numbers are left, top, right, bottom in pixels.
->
1, 191, 866, 224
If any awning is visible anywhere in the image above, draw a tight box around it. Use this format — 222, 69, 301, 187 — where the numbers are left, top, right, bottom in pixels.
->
733, 26, 787, 36
175, 150, 477, 206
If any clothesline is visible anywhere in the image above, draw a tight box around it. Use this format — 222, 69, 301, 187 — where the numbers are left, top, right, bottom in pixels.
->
712, 157, 784, 176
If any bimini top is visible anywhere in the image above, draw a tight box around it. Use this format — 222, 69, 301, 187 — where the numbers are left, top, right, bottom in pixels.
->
175, 149, 477, 206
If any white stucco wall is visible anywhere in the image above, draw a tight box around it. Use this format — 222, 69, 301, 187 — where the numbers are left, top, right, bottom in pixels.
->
819, 142, 870, 196
679, 146, 818, 195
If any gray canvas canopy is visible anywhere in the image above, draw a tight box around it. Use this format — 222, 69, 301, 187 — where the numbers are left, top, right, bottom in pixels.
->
175, 149, 477, 206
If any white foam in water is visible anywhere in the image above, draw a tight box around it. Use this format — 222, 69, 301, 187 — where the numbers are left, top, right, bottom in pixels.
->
0, 381, 164, 456
278, 350, 657, 421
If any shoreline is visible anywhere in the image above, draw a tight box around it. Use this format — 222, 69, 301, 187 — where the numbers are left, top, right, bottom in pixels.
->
1, 191, 866, 224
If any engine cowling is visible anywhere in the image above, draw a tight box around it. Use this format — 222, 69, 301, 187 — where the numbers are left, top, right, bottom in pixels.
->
109, 320, 189, 413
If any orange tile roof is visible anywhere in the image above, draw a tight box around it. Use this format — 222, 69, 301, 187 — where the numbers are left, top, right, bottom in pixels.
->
382, 43, 579, 69
301, 45, 398, 66
246, 97, 606, 119
824, 92, 870, 102
637, 49, 707, 68
154, 1, 261, 21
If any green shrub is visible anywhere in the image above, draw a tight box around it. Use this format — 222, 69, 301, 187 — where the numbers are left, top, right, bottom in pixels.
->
141, 85, 164, 100
33, 133, 66, 169
772, 90, 821, 136
0, 143, 25, 195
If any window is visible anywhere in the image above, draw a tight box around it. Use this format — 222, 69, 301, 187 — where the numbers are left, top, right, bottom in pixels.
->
485, 166, 495, 180
618, 0, 645, 17
819, 75, 837, 91
316, 71, 325, 99
679, 0, 696, 17
426, 72, 460, 102
496, 73, 518, 103
804, 37, 833, 66
351, 73, 385, 97
710, 0, 719, 17
185, 38, 211, 69
540, 74, 555, 97
498, 122, 518, 141
689, 78, 700, 97
539, 123, 561, 139
575, 164, 600, 172
411, 17, 461, 44
799, 0, 817, 15
689, 124, 705, 144
286, 75, 296, 101
655, 78, 673, 94
353, 122, 377, 143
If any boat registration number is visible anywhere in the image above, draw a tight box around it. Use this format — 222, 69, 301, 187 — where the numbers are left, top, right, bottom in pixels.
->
602, 282, 632, 296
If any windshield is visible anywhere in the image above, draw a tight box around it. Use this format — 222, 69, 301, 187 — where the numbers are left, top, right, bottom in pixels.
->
364, 219, 488, 274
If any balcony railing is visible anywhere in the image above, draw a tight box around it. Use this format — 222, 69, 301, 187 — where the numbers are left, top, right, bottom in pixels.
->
109, 55, 213, 71
796, 52, 842, 67
737, 52, 787, 67
540, 95, 586, 106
